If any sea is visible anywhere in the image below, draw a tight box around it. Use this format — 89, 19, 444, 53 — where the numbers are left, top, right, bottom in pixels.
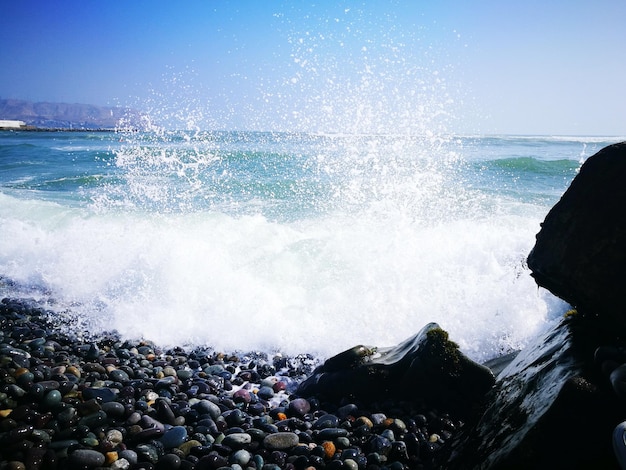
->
1, 129, 623, 363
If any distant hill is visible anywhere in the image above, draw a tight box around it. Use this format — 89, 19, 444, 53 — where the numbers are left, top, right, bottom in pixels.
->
0, 99, 144, 129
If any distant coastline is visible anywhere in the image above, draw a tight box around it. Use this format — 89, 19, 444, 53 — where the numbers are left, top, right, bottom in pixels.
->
0, 98, 143, 131
1, 126, 119, 132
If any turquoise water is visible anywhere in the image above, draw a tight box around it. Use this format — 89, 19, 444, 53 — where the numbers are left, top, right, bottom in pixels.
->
0, 130, 622, 361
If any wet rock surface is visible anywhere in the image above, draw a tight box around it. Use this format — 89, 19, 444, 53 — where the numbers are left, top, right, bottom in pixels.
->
296, 323, 495, 422
528, 141, 626, 330
445, 313, 626, 469
442, 141, 626, 469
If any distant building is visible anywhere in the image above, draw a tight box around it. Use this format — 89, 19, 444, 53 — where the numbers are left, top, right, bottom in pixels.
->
0, 119, 27, 130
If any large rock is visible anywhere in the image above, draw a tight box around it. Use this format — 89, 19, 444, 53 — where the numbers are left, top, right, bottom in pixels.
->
444, 142, 626, 468
527, 142, 626, 330
445, 314, 623, 469
296, 323, 496, 420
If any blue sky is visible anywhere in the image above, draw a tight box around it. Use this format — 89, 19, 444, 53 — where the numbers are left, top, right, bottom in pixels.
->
1, 1, 624, 135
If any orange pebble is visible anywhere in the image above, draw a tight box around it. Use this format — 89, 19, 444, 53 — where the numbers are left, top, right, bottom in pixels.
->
276, 412, 287, 421
13, 367, 29, 377
321, 441, 336, 459
105, 451, 118, 464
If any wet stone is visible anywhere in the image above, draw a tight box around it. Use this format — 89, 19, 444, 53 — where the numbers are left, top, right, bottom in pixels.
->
118, 449, 138, 465
109, 369, 130, 383
192, 399, 221, 420
101, 400, 126, 418
79, 410, 108, 429
313, 414, 340, 430
69, 449, 106, 467
111, 458, 131, 469
106, 429, 124, 447
317, 427, 349, 440
257, 386, 275, 400
177, 369, 193, 380
224, 408, 247, 426
343, 458, 359, 470
337, 403, 359, 419
230, 449, 252, 466
43, 389, 64, 409
135, 443, 160, 464
233, 389, 251, 404
82, 386, 118, 402
288, 398, 311, 417
155, 399, 176, 425
367, 435, 392, 456
263, 431, 300, 450
159, 425, 188, 449
179, 439, 203, 456
222, 432, 252, 449
156, 453, 181, 470
6, 462, 26, 470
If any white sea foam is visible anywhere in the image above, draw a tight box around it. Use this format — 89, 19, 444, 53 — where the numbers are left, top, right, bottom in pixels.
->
0, 171, 567, 363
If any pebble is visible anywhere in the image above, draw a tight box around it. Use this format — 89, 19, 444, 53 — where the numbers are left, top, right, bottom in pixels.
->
0, 297, 466, 470
159, 425, 188, 448
82, 386, 118, 402
156, 453, 181, 469
263, 431, 300, 450
313, 413, 339, 429
614, 421, 626, 469
322, 440, 336, 458
230, 449, 252, 466
178, 439, 203, 456
222, 432, 252, 448
117, 449, 137, 466
318, 427, 349, 440
111, 458, 131, 470
288, 397, 311, 417
257, 385, 275, 400
107, 429, 124, 446
192, 398, 221, 419
69, 449, 106, 467
611, 364, 626, 398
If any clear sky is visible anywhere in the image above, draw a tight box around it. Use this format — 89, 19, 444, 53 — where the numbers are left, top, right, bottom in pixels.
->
1, 1, 624, 135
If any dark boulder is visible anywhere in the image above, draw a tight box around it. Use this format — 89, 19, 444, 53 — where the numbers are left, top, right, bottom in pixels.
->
296, 323, 495, 420
527, 141, 626, 330
445, 313, 624, 469
444, 142, 626, 469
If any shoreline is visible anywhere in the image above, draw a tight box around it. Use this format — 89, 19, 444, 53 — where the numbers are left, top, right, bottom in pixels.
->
0, 296, 461, 469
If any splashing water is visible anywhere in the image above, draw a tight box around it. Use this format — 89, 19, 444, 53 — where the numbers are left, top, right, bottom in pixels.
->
0, 128, 579, 363
0, 7, 594, 362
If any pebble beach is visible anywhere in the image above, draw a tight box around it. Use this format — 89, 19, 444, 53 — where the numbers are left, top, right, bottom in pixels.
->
0, 297, 462, 470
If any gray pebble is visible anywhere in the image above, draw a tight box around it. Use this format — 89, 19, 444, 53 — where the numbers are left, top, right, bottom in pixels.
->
192, 398, 221, 420
257, 385, 275, 400
118, 449, 138, 465
230, 449, 252, 466
69, 449, 106, 467
222, 432, 252, 449
263, 431, 299, 450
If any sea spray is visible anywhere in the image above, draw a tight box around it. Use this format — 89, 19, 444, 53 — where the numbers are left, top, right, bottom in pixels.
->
0, 4, 608, 361
0, 130, 585, 362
